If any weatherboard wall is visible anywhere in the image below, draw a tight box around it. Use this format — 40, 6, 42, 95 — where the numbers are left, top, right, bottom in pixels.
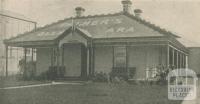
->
36, 48, 52, 76
94, 46, 113, 74
93, 45, 167, 79
128, 46, 167, 79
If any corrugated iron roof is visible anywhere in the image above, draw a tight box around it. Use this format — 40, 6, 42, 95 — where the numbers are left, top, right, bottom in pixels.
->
5, 12, 180, 44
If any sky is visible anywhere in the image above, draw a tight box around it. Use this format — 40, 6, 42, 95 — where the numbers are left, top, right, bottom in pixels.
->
2, 0, 200, 47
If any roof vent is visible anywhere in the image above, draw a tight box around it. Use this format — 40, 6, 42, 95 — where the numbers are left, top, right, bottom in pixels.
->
75, 7, 85, 17
121, 0, 132, 14
134, 9, 143, 17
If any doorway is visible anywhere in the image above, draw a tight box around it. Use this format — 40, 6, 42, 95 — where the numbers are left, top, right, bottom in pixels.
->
62, 43, 87, 78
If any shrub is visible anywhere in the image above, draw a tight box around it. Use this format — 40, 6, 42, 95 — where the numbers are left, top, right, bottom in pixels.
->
92, 72, 108, 82
18, 59, 36, 80
35, 66, 66, 81
155, 66, 169, 85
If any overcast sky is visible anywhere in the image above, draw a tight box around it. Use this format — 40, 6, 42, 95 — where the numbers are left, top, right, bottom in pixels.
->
3, 0, 200, 47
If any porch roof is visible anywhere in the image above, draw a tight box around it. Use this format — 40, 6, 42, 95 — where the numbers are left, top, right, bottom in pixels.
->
4, 13, 180, 47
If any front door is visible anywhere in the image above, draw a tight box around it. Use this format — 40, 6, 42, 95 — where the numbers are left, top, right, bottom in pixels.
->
63, 43, 87, 77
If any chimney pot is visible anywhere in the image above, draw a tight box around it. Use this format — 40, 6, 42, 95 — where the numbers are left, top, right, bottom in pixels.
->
121, 0, 132, 14
134, 9, 143, 17
75, 7, 85, 17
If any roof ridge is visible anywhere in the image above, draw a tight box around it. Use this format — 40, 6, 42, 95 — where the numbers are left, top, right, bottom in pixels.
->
123, 13, 180, 38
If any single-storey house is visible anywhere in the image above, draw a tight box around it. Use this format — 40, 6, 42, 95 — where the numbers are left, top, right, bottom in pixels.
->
4, 0, 189, 80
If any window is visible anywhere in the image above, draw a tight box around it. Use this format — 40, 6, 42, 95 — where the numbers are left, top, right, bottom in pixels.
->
113, 46, 126, 67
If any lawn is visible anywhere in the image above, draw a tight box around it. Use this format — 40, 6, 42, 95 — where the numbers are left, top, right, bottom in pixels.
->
0, 78, 50, 88
0, 82, 183, 104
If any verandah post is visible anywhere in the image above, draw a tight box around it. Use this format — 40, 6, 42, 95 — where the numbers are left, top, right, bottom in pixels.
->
167, 44, 170, 68
177, 51, 179, 69
172, 48, 175, 67
31, 48, 34, 62
24, 48, 27, 79
5, 45, 8, 77
91, 44, 95, 76
86, 46, 90, 77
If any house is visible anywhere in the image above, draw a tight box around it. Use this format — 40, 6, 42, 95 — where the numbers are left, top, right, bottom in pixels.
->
4, 0, 189, 80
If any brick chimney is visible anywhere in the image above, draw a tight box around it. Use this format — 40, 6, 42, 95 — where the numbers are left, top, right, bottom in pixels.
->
121, 0, 132, 14
75, 7, 85, 17
134, 9, 143, 17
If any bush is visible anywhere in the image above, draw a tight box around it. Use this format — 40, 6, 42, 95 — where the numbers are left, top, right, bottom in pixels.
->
35, 66, 66, 81
109, 67, 129, 81
155, 66, 169, 85
92, 72, 108, 82
18, 59, 36, 80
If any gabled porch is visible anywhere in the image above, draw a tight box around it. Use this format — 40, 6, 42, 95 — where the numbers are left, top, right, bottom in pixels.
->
4, 27, 94, 80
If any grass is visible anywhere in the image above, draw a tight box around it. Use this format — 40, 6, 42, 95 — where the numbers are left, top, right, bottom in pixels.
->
0, 81, 183, 104
0, 78, 50, 88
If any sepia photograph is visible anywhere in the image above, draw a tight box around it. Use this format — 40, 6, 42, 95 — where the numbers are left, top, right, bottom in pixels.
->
0, 0, 200, 104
